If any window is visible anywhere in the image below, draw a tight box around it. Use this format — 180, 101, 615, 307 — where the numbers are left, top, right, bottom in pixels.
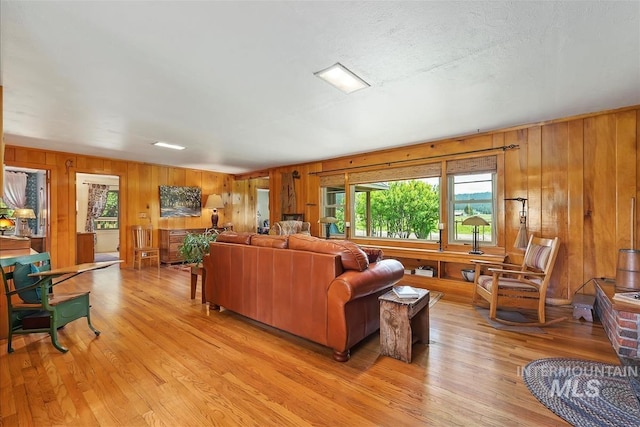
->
319, 155, 498, 246
94, 190, 119, 230
322, 186, 345, 237
448, 172, 495, 244
352, 178, 440, 240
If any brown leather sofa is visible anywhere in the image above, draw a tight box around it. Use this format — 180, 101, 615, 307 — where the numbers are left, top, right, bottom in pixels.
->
203, 232, 404, 361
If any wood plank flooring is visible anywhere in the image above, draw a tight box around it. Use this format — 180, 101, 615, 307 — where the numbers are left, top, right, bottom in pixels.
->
0, 265, 620, 426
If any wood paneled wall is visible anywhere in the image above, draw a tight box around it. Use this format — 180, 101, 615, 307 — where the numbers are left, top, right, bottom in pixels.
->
267, 106, 639, 301
2, 145, 233, 269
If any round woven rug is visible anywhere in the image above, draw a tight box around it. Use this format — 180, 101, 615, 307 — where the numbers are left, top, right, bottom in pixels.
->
523, 358, 640, 426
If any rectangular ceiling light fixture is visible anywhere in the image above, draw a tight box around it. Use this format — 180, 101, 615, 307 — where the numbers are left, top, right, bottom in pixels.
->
153, 141, 186, 150
314, 62, 370, 94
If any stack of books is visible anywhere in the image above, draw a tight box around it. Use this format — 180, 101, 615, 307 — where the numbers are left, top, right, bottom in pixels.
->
392, 285, 421, 299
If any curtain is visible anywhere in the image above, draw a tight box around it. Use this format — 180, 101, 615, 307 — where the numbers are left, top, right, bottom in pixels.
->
3, 171, 28, 209
85, 184, 109, 232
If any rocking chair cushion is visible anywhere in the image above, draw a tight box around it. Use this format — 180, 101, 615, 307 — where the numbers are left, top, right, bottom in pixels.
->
524, 244, 552, 270
477, 275, 542, 292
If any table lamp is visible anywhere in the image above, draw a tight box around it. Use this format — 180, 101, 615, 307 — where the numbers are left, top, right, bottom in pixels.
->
319, 216, 338, 239
13, 208, 36, 236
204, 194, 225, 229
462, 215, 489, 254
0, 208, 15, 235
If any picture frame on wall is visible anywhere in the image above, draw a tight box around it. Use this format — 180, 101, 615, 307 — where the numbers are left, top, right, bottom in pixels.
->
159, 185, 202, 217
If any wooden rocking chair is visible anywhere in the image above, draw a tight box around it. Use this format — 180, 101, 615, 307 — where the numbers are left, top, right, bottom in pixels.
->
471, 235, 562, 326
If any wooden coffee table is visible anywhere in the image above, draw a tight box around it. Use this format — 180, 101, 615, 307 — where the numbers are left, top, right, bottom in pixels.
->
379, 287, 430, 363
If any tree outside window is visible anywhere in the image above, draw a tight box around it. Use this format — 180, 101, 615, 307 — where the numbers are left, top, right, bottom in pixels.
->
353, 178, 440, 240
95, 190, 119, 230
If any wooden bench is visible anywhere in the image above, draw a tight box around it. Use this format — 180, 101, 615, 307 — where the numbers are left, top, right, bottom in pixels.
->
0, 253, 112, 353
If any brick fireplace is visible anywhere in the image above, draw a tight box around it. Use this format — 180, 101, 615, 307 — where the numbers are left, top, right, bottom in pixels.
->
594, 279, 640, 360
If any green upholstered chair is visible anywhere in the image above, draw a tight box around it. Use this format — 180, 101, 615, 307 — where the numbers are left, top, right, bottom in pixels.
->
1, 252, 100, 353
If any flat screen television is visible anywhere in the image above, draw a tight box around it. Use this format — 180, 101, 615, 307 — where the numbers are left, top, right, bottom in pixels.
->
159, 185, 202, 218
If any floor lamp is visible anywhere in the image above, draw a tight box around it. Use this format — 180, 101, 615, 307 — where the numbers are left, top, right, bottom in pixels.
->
505, 197, 528, 249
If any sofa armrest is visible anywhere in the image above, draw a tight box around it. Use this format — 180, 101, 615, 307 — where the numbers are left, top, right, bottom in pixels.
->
328, 259, 404, 301
327, 258, 404, 354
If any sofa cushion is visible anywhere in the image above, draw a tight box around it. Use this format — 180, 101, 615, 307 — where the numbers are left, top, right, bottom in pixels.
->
361, 247, 384, 263
216, 231, 254, 245
288, 234, 369, 271
251, 235, 289, 249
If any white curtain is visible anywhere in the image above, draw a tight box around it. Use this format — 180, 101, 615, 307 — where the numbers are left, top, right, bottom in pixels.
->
3, 172, 28, 209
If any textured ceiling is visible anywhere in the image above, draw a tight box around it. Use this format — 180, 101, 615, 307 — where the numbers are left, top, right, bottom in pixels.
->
2, 1, 639, 174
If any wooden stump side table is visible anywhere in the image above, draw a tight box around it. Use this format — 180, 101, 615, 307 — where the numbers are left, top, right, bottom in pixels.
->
379, 288, 430, 363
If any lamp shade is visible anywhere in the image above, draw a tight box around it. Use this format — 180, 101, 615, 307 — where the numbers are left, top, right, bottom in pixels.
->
204, 194, 225, 210
462, 215, 489, 226
319, 216, 338, 224
0, 209, 15, 234
13, 208, 36, 219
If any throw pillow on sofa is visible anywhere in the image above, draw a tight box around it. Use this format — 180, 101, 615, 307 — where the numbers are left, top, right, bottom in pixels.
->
288, 234, 369, 271
251, 235, 289, 249
362, 247, 384, 263
216, 231, 255, 245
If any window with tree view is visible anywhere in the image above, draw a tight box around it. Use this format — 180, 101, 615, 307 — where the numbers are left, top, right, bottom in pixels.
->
95, 190, 119, 230
352, 178, 440, 239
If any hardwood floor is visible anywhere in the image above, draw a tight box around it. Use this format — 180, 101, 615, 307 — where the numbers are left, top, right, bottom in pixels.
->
0, 266, 620, 426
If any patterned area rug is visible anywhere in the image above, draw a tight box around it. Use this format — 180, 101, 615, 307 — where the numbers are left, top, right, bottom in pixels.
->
523, 358, 640, 426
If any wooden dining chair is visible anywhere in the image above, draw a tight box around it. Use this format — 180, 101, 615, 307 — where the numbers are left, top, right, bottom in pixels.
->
132, 225, 160, 270
471, 235, 562, 326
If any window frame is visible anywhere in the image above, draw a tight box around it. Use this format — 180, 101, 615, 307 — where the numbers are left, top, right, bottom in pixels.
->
94, 189, 119, 230
447, 172, 497, 245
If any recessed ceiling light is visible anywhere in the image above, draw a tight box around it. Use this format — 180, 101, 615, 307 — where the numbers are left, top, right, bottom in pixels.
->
314, 62, 370, 94
153, 141, 186, 150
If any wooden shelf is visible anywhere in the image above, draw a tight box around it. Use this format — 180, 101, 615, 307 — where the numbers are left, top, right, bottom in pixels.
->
366, 244, 506, 300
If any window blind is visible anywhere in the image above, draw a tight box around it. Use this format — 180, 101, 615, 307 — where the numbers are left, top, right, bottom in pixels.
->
349, 163, 442, 184
446, 155, 497, 174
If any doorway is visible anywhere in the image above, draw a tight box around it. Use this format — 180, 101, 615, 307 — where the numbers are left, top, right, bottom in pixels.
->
76, 173, 120, 262
257, 188, 270, 233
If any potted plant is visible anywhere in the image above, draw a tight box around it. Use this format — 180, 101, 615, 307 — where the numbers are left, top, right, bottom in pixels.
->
177, 229, 218, 266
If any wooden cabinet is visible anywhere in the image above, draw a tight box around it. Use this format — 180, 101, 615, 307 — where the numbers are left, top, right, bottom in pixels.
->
30, 236, 45, 253
368, 245, 506, 301
159, 228, 207, 264
76, 232, 95, 264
